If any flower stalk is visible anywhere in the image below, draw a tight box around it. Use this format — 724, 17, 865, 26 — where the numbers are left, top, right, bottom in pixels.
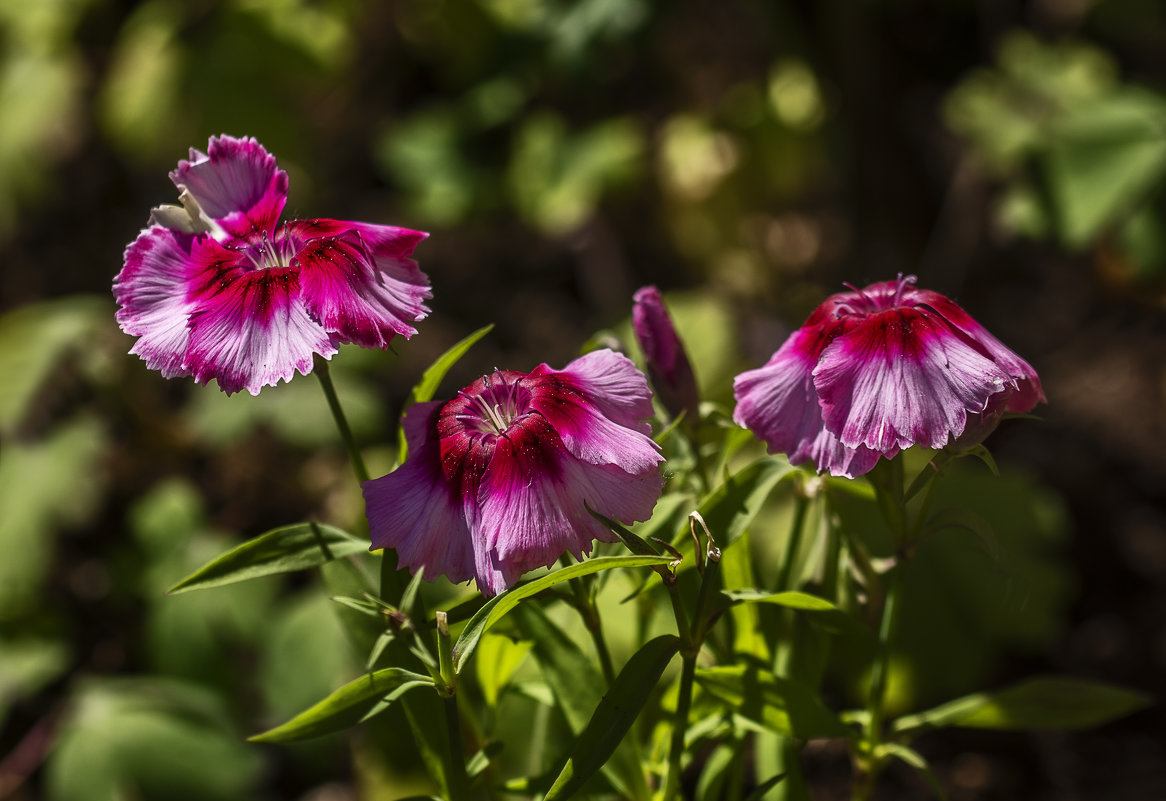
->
435, 612, 470, 801
314, 355, 370, 485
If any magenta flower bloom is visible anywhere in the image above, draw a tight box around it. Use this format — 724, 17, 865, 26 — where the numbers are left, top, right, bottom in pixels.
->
114, 134, 430, 395
632, 286, 700, 422
363, 349, 665, 596
733, 275, 1045, 478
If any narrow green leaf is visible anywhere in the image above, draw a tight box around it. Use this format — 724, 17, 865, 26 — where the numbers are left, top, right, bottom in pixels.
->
168, 523, 370, 594
741, 773, 787, 801
398, 325, 494, 458
875, 744, 949, 801
892, 676, 1153, 736
451, 554, 675, 673
248, 668, 434, 743
682, 457, 796, 550
718, 589, 860, 639
587, 506, 665, 557
721, 589, 839, 611
695, 666, 848, 739
544, 635, 681, 801
513, 604, 651, 801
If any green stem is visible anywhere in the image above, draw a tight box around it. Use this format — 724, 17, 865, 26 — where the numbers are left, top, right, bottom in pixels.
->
567, 570, 616, 686
435, 612, 469, 801
442, 695, 470, 801
775, 484, 810, 594
314, 355, 370, 485
662, 654, 697, 801
857, 565, 903, 800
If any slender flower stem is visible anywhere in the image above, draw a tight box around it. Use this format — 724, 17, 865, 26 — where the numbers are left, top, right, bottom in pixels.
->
435, 612, 470, 801
662, 655, 697, 801
314, 355, 371, 485
775, 484, 810, 595
566, 569, 617, 686
857, 566, 903, 800
442, 696, 470, 801
857, 458, 909, 800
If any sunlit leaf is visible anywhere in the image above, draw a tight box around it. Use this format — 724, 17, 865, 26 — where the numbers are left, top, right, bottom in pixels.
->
46, 678, 262, 801
513, 604, 652, 801
544, 635, 680, 801
451, 554, 674, 673
892, 676, 1152, 735
167, 523, 370, 594
249, 668, 434, 743
695, 666, 848, 739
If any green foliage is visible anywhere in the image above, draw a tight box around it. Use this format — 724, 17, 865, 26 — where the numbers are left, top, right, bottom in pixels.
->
47, 678, 263, 801
249, 668, 435, 743
544, 635, 680, 801
694, 666, 848, 739
893, 676, 1152, 735
167, 523, 371, 594
946, 30, 1166, 279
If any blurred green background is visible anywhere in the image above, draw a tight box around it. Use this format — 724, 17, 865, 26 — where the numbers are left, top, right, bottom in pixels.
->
1, 0, 1164, 799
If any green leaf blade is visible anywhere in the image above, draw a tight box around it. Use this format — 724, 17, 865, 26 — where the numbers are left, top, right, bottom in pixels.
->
892, 676, 1152, 735
544, 635, 681, 801
249, 668, 434, 743
695, 666, 848, 739
451, 554, 675, 673
168, 523, 370, 594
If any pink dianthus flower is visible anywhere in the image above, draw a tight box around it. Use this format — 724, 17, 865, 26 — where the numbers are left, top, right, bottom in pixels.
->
114, 134, 430, 395
733, 275, 1045, 478
363, 349, 665, 596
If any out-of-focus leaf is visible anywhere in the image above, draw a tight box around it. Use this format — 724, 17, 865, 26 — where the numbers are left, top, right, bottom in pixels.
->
1042, 90, 1166, 247
452, 554, 674, 673
0, 297, 110, 433
187, 356, 381, 447
167, 523, 369, 594
695, 666, 847, 739
46, 678, 263, 801
513, 604, 652, 801
544, 635, 680, 801
475, 632, 532, 707
0, 415, 106, 620
892, 676, 1152, 735
0, 638, 68, 727
249, 668, 434, 743
376, 108, 477, 226
398, 324, 493, 459
259, 591, 358, 721
98, 1, 185, 154
509, 113, 642, 235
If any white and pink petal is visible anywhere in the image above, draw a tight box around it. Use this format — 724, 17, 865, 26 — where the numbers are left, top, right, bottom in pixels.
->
813, 308, 1011, 453
171, 135, 288, 240
294, 224, 431, 348
114, 227, 198, 378
184, 267, 335, 395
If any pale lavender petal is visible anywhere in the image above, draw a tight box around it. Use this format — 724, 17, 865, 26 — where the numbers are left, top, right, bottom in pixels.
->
170, 135, 288, 239
813, 308, 1012, 453
363, 440, 476, 585
533, 349, 656, 436
293, 221, 430, 348
113, 227, 196, 378
184, 249, 335, 395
